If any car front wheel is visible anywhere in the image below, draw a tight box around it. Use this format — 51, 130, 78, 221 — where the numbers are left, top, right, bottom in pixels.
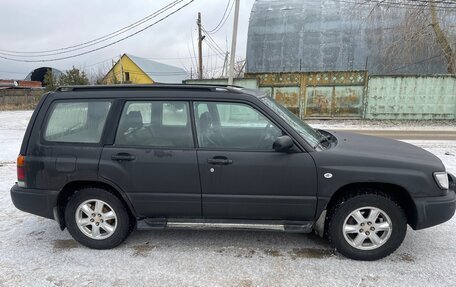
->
327, 193, 407, 261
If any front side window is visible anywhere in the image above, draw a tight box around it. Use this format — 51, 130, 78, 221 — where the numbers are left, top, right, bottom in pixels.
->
194, 102, 281, 150
261, 96, 321, 148
115, 101, 193, 148
44, 101, 111, 143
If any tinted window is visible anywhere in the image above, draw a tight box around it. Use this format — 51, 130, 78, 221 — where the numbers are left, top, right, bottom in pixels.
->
44, 101, 111, 143
125, 102, 152, 124
115, 101, 193, 148
261, 96, 321, 147
216, 103, 270, 127
162, 102, 188, 126
194, 102, 281, 150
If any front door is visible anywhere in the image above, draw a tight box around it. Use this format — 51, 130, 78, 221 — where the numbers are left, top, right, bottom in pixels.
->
194, 101, 317, 221
99, 100, 201, 218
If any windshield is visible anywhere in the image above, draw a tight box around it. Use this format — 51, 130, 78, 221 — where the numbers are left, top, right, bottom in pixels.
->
260, 96, 322, 148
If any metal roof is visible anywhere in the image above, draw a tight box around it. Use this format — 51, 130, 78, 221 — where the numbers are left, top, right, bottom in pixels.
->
126, 54, 188, 84
246, 0, 454, 75
24, 67, 63, 81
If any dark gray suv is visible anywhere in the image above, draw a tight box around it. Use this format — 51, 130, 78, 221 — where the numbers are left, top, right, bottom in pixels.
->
10, 85, 456, 260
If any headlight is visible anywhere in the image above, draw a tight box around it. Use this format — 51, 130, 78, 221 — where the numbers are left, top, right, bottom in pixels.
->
434, 172, 449, 190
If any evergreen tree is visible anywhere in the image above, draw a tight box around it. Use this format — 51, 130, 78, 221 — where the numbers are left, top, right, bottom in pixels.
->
59, 66, 90, 86
43, 69, 59, 91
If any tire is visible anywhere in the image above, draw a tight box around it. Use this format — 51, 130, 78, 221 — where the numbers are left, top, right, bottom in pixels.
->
327, 192, 407, 261
65, 187, 131, 249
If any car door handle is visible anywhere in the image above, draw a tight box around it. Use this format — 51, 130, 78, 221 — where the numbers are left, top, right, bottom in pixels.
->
207, 157, 233, 165
111, 153, 136, 161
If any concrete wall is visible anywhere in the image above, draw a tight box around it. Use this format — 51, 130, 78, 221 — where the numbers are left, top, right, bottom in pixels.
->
366, 76, 456, 120
186, 75, 456, 120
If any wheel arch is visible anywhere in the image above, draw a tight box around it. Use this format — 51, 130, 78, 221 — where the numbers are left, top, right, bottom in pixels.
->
316, 182, 418, 236
56, 180, 137, 230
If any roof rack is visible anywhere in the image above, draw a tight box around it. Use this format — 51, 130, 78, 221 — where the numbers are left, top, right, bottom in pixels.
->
55, 84, 246, 93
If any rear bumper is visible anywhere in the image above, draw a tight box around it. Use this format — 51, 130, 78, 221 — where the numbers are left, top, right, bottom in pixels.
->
10, 184, 59, 220
412, 175, 456, 230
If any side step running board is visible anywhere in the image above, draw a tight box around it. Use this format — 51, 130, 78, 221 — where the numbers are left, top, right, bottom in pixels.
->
136, 218, 313, 233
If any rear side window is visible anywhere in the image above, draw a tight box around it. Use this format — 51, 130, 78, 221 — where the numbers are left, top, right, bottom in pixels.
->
115, 101, 193, 148
44, 101, 111, 143
162, 102, 188, 126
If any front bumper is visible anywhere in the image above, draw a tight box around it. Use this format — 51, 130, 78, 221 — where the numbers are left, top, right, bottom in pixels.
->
10, 184, 59, 220
412, 173, 456, 230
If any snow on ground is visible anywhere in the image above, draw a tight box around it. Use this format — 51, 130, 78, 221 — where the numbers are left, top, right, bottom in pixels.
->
0, 111, 32, 163
0, 111, 455, 286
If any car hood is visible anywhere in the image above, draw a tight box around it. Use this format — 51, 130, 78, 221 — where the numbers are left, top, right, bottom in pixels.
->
324, 130, 445, 171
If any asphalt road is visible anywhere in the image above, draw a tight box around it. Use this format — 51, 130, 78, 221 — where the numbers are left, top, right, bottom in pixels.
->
338, 129, 456, 140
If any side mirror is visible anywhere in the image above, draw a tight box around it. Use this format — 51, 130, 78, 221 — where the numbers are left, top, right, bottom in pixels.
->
273, 136, 293, 152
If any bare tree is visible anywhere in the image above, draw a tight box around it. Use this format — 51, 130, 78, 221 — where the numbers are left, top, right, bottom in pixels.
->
429, 0, 455, 73
201, 57, 245, 79
88, 64, 111, 85
234, 59, 246, 78
357, 0, 455, 74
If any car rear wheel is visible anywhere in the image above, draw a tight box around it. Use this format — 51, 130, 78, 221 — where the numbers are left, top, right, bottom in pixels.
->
327, 193, 407, 261
65, 188, 131, 249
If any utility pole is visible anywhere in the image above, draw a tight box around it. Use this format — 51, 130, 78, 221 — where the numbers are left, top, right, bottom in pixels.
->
197, 12, 204, 79
228, 0, 240, 85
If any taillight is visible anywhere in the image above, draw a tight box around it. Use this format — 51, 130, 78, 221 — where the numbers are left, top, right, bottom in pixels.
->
17, 155, 26, 187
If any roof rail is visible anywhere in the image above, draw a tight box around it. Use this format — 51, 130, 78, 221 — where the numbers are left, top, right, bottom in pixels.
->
55, 84, 246, 93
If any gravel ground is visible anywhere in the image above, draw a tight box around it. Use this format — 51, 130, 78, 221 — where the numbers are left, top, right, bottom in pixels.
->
0, 111, 455, 287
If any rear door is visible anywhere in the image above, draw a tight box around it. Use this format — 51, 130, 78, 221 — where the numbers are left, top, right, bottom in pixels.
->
99, 100, 201, 218
194, 101, 317, 220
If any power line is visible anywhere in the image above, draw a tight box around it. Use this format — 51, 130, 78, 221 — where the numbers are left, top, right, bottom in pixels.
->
205, 0, 234, 34
0, 0, 195, 63
117, 70, 188, 75
384, 53, 444, 73
83, 56, 119, 68
339, 0, 456, 11
201, 26, 226, 55
0, 0, 185, 56
0, 70, 29, 75
406, 0, 456, 6
187, 41, 197, 74
85, 53, 223, 68
146, 54, 222, 60
340, 0, 456, 11
204, 39, 226, 58
208, 1, 235, 35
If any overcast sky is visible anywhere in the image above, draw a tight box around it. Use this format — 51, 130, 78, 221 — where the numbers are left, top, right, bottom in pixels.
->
0, 0, 256, 80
